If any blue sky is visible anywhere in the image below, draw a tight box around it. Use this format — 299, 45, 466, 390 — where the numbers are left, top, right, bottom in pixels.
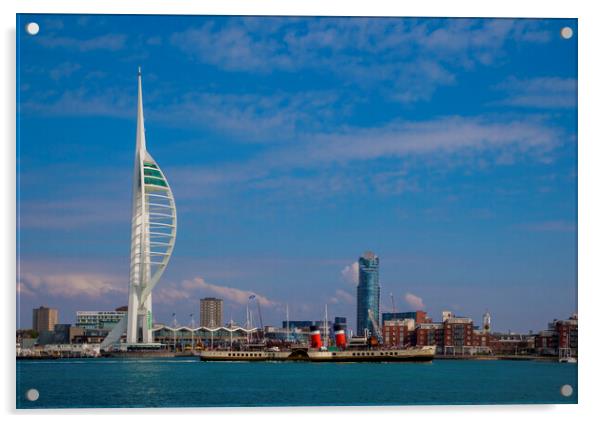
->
16, 15, 577, 333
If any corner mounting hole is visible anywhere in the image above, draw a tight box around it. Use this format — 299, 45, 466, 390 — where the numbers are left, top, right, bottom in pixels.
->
561, 27, 573, 39
26, 22, 40, 35
560, 384, 573, 397
26, 388, 39, 401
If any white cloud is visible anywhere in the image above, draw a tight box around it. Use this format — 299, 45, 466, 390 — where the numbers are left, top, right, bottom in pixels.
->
330, 289, 355, 304
19, 197, 129, 230
171, 23, 293, 73
20, 87, 134, 119
404, 292, 425, 309
341, 262, 359, 285
170, 18, 551, 103
151, 90, 338, 141
493, 76, 577, 109
147, 36, 163, 46
16, 281, 34, 297
157, 277, 275, 307
303, 116, 559, 165
520, 220, 576, 232
159, 113, 565, 209
17, 97, 566, 215
155, 285, 190, 304
171, 18, 550, 74
42, 18, 64, 31
18, 272, 127, 299
49, 62, 81, 80
37, 33, 127, 52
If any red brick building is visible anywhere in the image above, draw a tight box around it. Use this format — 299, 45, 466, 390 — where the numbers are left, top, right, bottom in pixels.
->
414, 311, 428, 324
472, 329, 491, 348
443, 317, 474, 354
556, 318, 578, 352
382, 319, 415, 347
535, 315, 578, 356
415, 323, 444, 352
490, 333, 535, 355
534, 330, 557, 355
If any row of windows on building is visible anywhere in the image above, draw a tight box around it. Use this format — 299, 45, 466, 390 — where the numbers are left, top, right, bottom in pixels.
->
380, 313, 577, 356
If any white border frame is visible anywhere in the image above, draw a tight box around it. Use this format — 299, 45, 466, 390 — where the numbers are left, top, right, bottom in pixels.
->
3, 1, 600, 422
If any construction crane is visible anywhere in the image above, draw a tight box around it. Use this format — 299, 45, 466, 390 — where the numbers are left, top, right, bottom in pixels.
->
367, 309, 383, 345
390, 293, 396, 314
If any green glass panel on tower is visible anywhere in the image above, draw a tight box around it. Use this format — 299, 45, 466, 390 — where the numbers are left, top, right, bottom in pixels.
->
144, 168, 163, 178
144, 176, 168, 187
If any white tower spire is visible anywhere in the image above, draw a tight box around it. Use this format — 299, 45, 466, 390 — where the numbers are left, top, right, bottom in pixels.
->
136, 67, 146, 153
123, 67, 177, 345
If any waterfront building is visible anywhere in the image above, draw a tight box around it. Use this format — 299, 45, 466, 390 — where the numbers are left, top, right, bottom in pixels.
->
71, 328, 111, 344
32, 306, 58, 333
534, 330, 557, 355
16, 329, 38, 343
415, 323, 444, 352
76, 310, 127, 329
200, 297, 223, 328
490, 332, 535, 355
471, 329, 491, 351
37, 324, 69, 345
382, 319, 415, 347
35, 324, 109, 346
152, 324, 253, 351
443, 317, 474, 354
17, 336, 37, 349
356, 251, 380, 336
101, 68, 177, 349
534, 314, 578, 357
68, 326, 85, 343
555, 315, 578, 356
263, 326, 288, 341
483, 311, 492, 333
414, 317, 492, 355
382, 310, 427, 326
282, 320, 313, 330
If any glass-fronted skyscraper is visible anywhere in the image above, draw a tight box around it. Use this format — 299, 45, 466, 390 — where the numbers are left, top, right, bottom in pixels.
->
356, 251, 380, 336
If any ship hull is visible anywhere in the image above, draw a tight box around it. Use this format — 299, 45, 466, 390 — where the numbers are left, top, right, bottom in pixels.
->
199, 350, 291, 361
307, 353, 434, 362
199, 346, 436, 363
306, 346, 435, 362
102, 350, 175, 358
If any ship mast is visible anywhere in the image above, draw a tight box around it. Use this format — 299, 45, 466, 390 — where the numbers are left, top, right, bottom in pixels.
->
324, 304, 329, 347
286, 303, 290, 342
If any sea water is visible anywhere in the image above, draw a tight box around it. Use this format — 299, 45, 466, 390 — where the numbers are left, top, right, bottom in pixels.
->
16, 358, 577, 408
